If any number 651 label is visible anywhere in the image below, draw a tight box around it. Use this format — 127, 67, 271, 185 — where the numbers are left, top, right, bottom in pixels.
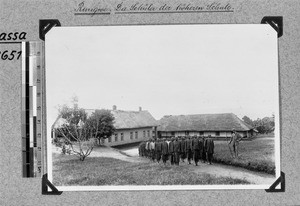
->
0, 50, 22, 60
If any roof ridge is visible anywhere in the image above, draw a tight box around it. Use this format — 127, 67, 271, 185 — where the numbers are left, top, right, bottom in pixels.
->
158, 113, 253, 132
113, 110, 149, 112
161, 113, 235, 118
83, 108, 149, 113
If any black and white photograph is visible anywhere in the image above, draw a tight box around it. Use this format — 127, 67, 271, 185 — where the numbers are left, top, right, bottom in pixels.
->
45, 24, 280, 191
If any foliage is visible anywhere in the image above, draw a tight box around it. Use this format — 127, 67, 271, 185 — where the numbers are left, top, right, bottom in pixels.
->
56, 104, 94, 161
85, 109, 115, 145
242, 116, 254, 127
54, 98, 88, 161
242, 115, 275, 134
55, 97, 116, 160
253, 116, 275, 134
59, 105, 87, 126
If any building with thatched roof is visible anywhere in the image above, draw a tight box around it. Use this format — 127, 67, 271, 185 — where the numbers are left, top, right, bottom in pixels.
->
52, 105, 158, 146
102, 106, 158, 146
157, 113, 256, 138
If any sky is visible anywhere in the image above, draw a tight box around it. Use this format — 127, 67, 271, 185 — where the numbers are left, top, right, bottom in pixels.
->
45, 24, 279, 128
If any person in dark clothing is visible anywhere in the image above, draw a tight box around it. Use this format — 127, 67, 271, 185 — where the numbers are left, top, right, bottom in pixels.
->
192, 136, 200, 166
201, 136, 207, 163
173, 137, 181, 165
155, 139, 162, 163
161, 138, 169, 165
199, 136, 205, 162
205, 135, 215, 164
168, 137, 175, 165
185, 136, 193, 164
145, 140, 150, 158
229, 128, 243, 158
179, 136, 186, 162
165, 137, 171, 162
138, 141, 146, 157
149, 139, 155, 162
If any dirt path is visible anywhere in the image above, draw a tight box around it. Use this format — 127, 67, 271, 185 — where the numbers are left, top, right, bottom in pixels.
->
52, 144, 145, 163
89, 146, 145, 163
191, 162, 275, 185
53, 145, 275, 184
120, 146, 276, 185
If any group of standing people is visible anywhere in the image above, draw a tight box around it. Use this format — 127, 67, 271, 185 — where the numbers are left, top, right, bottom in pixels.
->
138, 135, 215, 166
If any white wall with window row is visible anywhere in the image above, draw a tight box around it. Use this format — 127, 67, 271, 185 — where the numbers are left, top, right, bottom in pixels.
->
161, 131, 247, 138
105, 127, 153, 146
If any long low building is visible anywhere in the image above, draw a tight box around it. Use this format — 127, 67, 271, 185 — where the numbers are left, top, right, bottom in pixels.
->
157, 113, 257, 138
52, 106, 158, 146
101, 106, 158, 146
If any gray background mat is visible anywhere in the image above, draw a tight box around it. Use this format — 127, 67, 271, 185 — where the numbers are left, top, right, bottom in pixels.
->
0, 0, 300, 205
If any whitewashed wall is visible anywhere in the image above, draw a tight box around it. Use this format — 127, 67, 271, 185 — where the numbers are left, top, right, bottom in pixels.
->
160, 131, 248, 138
103, 127, 153, 146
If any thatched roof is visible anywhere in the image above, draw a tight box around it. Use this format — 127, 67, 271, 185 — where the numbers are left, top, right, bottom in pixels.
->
158, 113, 253, 132
53, 109, 158, 130
51, 117, 67, 129
111, 110, 158, 129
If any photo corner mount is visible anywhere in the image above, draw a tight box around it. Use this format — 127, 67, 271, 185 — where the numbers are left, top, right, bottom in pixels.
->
39, 19, 61, 41
265, 171, 285, 192
261, 16, 283, 38
42, 173, 63, 195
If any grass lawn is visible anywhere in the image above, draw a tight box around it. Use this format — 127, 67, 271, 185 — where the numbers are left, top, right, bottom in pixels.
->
213, 138, 275, 175
52, 153, 250, 186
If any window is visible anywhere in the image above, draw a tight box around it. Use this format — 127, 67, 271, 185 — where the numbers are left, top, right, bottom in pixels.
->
135, 131, 138, 139
143, 131, 146, 138
200, 132, 204, 135
130, 132, 133, 139
115, 133, 118, 142
171, 132, 175, 136
147, 130, 150, 137
121, 133, 124, 141
216, 131, 220, 136
108, 136, 111, 142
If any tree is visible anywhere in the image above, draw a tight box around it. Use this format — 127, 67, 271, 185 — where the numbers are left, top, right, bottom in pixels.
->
85, 109, 115, 145
55, 99, 91, 160
262, 117, 275, 133
56, 104, 94, 161
242, 116, 254, 127
55, 97, 116, 161
253, 118, 265, 133
252, 116, 275, 134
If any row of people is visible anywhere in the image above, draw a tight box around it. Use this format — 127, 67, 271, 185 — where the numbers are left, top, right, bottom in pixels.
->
138, 136, 214, 166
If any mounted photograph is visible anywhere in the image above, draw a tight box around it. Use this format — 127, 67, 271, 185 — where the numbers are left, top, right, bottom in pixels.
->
45, 24, 280, 191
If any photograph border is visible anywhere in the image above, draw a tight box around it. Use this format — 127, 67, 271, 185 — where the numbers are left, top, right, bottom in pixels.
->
41, 19, 282, 192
